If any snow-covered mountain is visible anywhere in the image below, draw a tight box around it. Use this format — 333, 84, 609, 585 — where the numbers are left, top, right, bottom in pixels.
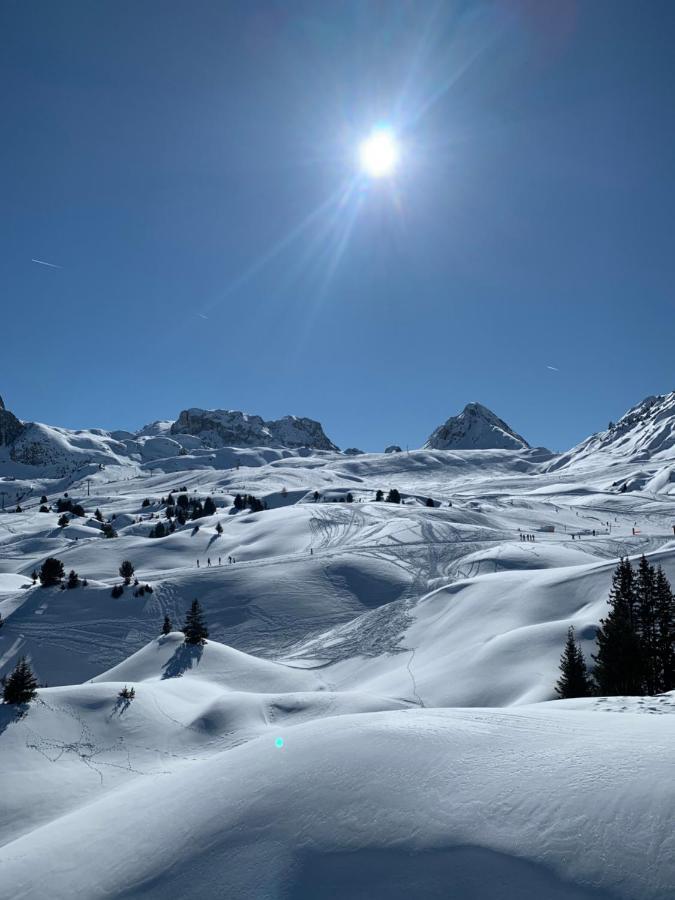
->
550, 391, 675, 471
170, 407, 339, 451
424, 402, 531, 451
2, 388, 675, 897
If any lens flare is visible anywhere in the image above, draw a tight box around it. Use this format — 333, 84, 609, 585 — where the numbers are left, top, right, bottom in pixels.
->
358, 129, 399, 178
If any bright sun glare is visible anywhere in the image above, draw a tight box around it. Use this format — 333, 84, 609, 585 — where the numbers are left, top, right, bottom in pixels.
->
358, 129, 399, 178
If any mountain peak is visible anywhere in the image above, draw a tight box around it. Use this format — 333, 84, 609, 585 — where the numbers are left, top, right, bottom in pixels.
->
170, 407, 339, 451
423, 402, 530, 451
551, 390, 675, 469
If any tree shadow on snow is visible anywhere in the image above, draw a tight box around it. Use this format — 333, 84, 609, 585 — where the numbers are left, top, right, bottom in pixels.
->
0, 703, 29, 736
161, 642, 204, 680
287, 846, 620, 900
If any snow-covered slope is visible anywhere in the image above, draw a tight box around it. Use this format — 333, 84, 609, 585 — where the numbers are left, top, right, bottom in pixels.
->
2, 390, 675, 897
551, 391, 675, 470
424, 402, 531, 450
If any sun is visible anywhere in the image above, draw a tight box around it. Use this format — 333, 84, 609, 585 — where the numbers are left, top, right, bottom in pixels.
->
358, 128, 399, 178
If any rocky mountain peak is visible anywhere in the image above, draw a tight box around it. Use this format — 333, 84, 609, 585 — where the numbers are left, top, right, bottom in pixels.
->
423, 402, 530, 451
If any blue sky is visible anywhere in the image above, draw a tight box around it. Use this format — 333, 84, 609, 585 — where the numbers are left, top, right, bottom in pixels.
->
2, 0, 674, 452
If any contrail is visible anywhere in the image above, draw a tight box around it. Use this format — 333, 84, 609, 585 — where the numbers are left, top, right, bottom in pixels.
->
547, 365, 560, 371
32, 258, 62, 269
197, 313, 208, 319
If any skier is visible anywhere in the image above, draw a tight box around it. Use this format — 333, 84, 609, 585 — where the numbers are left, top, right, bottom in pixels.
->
197, 559, 200, 568
207, 558, 211, 567
218, 556, 221, 565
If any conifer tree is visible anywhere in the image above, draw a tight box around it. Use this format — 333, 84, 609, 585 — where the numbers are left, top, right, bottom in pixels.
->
593, 558, 644, 695
182, 600, 209, 645
3, 656, 38, 704
654, 565, 675, 692
57, 514, 69, 528
39, 557, 65, 587
636, 555, 659, 694
386, 488, 401, 504
203, 496, 217, 516
67, 569, 80, 589
555, 627, 592, 698
215, 522, 223, 534
119, 560, 135, 585
375, 489, 384, 502
94, 508, 104, 522
161, 614, 173, 635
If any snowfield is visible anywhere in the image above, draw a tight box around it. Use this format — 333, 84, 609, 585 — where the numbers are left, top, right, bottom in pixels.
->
1, 393, 675, 898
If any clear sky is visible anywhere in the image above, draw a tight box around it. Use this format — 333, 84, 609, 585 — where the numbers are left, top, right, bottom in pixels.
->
2, 0, 674, 452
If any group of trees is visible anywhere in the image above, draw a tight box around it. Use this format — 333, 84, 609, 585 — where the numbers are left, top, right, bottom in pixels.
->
233, 494, 265, 513
556, 556, 675, 698
373, 488, 402, 504
1, 599, 210, 708
160, 599, 209, 644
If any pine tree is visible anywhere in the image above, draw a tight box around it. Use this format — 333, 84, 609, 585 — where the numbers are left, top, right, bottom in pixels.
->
555, 627, 592, 698
31, 570, 38, 585
57, 514, 69, 528
161, 614, 173, 635
593, 558, 644, 695
386, 488, 401, 504
39, 557, 65, 587
654, 566, 675, 692
119, 560, 135, 585
102, 522, 117, 538
111, 584, 124, 598
94, 508, 104, 522
425, 498, 434, 508
215, 522, 223, 535
375, 489, 384, 502
233, 494, 244, 511
66, 569, 80, 589
182, 600, 209, 645
3, 656, 38, 704
204, 496, 217, 516
636, 555, 659, 694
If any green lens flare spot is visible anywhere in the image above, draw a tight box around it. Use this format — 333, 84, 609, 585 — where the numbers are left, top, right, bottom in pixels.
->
275, 737, 284, 749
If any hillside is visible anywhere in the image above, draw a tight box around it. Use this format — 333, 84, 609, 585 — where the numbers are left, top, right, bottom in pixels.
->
2, 390, 675, 897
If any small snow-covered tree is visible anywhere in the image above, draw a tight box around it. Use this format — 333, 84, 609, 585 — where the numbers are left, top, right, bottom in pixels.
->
66, 569, 80, 589
3, 656, 38, 705
182, 600, 209, 645
119, 560, 135, 585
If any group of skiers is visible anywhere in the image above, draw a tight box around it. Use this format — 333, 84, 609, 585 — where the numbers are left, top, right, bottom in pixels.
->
196, 556, 236, 568
519, 532, 536, 542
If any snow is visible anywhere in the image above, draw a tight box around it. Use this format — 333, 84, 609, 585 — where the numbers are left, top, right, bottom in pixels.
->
1, 389, 675, 897
424, 401, 532, 451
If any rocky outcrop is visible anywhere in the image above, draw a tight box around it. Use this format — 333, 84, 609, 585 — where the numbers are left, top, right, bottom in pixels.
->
0, 397, 26, 447
170, 408, 338, 451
